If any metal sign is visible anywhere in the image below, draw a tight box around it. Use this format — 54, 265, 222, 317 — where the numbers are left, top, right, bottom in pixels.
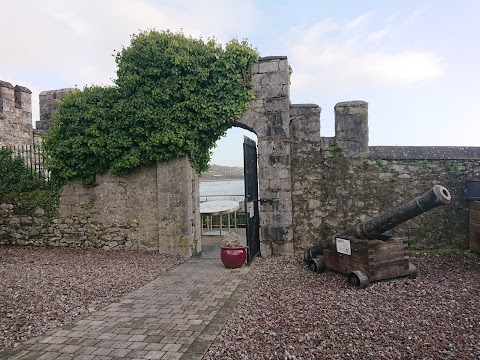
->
336, 238, 351, 255
247, 201, 254, 218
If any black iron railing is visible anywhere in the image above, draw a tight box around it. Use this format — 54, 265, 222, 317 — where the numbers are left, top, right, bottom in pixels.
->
0, 144, 50, 182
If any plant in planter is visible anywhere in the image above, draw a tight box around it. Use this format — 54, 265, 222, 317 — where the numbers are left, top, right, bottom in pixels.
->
220, 232, 247, 269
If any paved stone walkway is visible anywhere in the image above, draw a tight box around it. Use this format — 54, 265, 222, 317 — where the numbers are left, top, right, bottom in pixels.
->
2, 249, 251, 360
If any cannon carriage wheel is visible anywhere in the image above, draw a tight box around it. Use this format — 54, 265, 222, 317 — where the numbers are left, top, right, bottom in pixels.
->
347, 270, 370, 288
308, 258, 326, 274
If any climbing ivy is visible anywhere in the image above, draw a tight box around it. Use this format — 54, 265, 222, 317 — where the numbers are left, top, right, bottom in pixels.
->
0, 148, 46, 194
44, 30, 259, 184
0, 148, 59, 219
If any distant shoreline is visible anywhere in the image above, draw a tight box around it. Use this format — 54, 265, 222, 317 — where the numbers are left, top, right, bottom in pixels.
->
200, 176, 244, 181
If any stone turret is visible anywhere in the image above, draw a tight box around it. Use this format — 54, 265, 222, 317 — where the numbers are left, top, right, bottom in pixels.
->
0, 80, 33, 146
36, 88, 74, 131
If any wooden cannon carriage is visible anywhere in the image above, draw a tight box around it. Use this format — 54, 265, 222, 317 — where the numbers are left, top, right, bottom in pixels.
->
304, 185, 452, 288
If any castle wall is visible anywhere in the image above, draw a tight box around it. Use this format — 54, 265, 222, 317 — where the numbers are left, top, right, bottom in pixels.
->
290, 101, 480, 250
2, 56, 480, 255
234, 56, 294, 256
0, 157, 200, 256
0, 81, 33, 146
36, 88, 74, 131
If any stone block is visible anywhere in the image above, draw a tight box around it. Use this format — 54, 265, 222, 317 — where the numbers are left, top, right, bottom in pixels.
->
257, 85, 286, 99
279, 59, 289, 72
259, 71, 289, 87
258, 60, 279, 73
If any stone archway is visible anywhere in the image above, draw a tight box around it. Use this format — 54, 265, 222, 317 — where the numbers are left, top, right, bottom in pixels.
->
31, 56, 295, 257
234, 56, 293, 256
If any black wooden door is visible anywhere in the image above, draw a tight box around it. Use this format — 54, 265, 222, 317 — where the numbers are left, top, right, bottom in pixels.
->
243, 136, 260, 264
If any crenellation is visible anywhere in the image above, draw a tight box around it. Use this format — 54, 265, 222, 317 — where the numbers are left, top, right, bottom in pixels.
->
0, 81, 33, 146
0, 80, 15, 116
334, 100, 369, 157
37, 88, 74, 130
14, 85, 32, 111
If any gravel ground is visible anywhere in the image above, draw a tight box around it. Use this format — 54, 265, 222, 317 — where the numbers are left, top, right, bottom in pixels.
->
205, 252, 480, 360
0, 246, 186, 350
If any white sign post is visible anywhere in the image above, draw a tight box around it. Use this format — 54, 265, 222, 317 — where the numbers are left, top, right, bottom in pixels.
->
336, 238, 351, 255
247, 201, 254, 218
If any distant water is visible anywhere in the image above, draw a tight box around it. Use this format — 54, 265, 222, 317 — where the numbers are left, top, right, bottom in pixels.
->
199, 179, 244, 201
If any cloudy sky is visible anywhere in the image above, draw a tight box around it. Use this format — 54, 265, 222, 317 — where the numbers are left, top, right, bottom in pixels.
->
2, 0, 479, 166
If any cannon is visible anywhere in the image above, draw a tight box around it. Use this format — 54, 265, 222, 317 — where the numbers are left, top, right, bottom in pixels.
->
304, 185, 452, 288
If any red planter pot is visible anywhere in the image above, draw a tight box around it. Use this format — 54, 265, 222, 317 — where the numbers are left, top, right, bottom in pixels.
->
220, 246, 247, 268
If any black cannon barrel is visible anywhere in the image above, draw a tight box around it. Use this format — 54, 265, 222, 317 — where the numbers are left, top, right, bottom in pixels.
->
304, 185, 451, 262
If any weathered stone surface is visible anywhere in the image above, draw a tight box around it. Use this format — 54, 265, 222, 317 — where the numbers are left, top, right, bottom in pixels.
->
0, 159, 199, 256
0, 81, 32, 146
36, 88, 74, 130
235, 58, 294, 255
290, 100, 480, 250
3, 56, 480, 259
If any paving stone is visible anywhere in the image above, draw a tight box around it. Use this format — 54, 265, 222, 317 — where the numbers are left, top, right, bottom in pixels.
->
111, 334, 131, 341
144, 335, 164, 343
161, 344, 182, 352
68, 330, 86, 338
54, 354, 76, 359
26, 343, 50, 351
127, 342, 148, 350
40, 336, 69, 345
9, 351, 43, 360
162, 352, 184, 360
107, 348, 131, 357
111, 340, 131, 349
125, 349, 148, 358
143, 343, 165, 351
6, 258, 251, 359
72, 355, 95, 360
76, 339, 100, 348
91, 348, 113, 356
179, 353, 203, 360
52, 331, 73, 338
144, 350, 166, 359
74, 346, 97, 355
63, 338, 83, 346
43, 344, 66, 352
96, 333, 116, 340
128, 335, 147, 342
34, 352, 62, 360
58, 345, 81, 353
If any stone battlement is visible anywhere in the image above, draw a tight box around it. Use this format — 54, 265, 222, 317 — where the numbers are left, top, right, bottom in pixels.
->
0, 80, 33, 147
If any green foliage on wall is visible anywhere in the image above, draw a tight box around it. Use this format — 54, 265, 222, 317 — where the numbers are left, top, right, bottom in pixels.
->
0, 148, 46, 194
0, 148, 58, 218
44, 30, 259, 184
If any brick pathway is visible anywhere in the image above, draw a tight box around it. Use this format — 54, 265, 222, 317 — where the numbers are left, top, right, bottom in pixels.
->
2, 251, 251, 360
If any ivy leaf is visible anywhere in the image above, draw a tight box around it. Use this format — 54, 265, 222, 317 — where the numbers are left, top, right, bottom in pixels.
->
43, 29, 259, 182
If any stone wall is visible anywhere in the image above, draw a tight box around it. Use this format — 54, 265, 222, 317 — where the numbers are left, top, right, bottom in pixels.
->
290, 101, 480, 250
0, 158, 200, 256
157, 157, 201, 256
0, 81, 32, 146
3, 56, 479, 256
36, 88, 74, 131
235, 56, 293, 256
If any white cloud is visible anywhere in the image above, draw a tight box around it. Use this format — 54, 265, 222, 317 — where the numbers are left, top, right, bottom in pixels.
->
344, 13, 372, 32
1, 0, 260, 79
285, 14, 445, 95
0, 0, 260, 124
367, 28, 390, 43
407, 7, 426, 24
